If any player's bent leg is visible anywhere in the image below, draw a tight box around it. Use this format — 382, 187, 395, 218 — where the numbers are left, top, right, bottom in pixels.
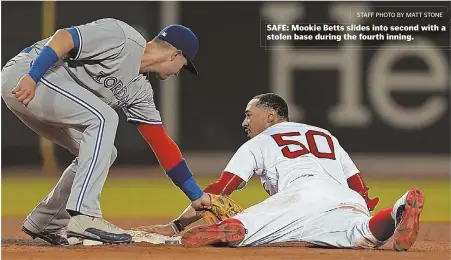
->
32, 76, 130, 243
1, 114, 83, 246
368, 207, 395, 243
19, 126, 81, 246
22, 158, 78, 246
65, 130, 130, 244
64, 106, 119, 217
181, 218, 246, 248
23, 146, 119, 246
230, 179, 381, 249
312, 188, 424, 251
366, 188, 424, 251
60, 111, 130, 243
208, 184, 324, 248
347, 216, 386, 249
296, 205, 384, 249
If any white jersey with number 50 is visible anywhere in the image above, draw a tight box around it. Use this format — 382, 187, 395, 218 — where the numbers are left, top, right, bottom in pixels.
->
224, 122, 360, 195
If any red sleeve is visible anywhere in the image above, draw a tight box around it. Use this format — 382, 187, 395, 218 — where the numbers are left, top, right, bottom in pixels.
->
203, 171, 244, 196
347, 173, 379, 211
347, 173, 367, 194
137, 124, 183, 170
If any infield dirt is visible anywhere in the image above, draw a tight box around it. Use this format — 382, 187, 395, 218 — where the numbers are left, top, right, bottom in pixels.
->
2, 217, 449, 260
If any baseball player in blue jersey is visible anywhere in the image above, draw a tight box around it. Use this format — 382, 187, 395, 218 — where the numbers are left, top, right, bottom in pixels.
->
1, 18, 211, 245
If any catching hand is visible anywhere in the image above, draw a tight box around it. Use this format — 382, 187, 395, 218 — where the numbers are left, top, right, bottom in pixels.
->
199, 194, 245, 224
190, 193, 211, 210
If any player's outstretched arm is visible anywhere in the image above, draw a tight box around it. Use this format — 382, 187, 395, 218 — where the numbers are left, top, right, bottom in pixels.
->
12, 29, 75, 106
136, 123, 211, 210
134, 140, 252, 236
173, 171, 245, 230
135, 171, 245, 236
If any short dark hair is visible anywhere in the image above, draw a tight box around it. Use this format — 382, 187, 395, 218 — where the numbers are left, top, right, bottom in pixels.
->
151, 36, 175, 49
253, 93, 289, 120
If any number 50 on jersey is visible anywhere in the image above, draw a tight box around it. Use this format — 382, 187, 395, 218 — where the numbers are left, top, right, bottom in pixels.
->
271, 131, 336, 160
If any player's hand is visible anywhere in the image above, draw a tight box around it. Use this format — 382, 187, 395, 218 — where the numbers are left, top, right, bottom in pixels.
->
133, 223, 177, 236
12, 74, 37, 107
190, 193, 211, 210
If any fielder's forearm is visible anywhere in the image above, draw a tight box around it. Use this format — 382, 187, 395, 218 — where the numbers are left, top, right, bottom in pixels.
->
137, 124, 204, 201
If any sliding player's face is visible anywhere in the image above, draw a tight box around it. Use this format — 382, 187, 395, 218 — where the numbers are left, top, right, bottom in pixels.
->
242, 99, 271, 139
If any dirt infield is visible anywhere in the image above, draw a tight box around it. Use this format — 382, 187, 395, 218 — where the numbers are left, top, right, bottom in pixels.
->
2, 217, 450, 260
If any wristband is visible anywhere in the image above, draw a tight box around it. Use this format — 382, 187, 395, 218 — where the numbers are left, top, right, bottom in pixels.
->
166, 160, 204, 200
27, 46, 59, 83
179, 177, 204, 201
172, 219, 185, 233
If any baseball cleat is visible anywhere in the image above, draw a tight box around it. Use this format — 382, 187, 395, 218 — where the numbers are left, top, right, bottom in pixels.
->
67, 215, 132, 244
181, 222, 245, 248
22, 226, 69, 246
392, 188, 424, 251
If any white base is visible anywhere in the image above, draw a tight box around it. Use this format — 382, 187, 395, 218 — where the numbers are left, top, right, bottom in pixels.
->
67, 230, 181, 246
83, 239, 104, 246
126, 230, 181, 244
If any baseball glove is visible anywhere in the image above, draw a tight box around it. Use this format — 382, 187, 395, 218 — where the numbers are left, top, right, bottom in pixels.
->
200, 194, 245, 225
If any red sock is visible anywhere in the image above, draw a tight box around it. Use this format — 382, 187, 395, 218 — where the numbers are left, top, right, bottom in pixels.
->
369, 206, 395, 241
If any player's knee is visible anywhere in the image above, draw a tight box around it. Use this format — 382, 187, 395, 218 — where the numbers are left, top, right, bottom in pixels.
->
88, 108, 119, 130
1, 65, 18, 97
64, 139, 80, 156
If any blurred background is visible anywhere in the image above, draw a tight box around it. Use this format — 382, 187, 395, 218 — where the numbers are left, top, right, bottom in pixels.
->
1, 1, 450, 223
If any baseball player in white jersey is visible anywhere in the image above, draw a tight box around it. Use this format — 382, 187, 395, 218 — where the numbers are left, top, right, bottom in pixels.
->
1, 18, 214, 245
147, 93, 424, 251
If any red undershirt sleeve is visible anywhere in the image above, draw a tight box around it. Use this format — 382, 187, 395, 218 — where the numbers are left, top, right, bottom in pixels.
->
347, 173, 379, 211
203, 171, 245, 196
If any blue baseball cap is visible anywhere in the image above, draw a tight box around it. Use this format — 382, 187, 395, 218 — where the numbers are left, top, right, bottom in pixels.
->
157, 24, 199, 75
